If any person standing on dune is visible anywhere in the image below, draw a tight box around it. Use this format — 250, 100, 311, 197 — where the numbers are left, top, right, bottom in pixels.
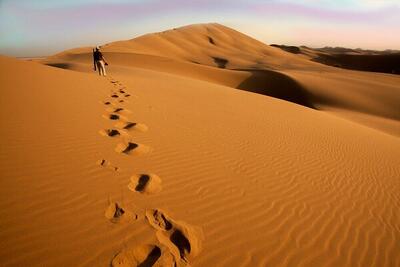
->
93, 46, 108, 76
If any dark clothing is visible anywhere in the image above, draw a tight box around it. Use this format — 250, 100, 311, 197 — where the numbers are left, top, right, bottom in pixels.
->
93, 50, 103, 61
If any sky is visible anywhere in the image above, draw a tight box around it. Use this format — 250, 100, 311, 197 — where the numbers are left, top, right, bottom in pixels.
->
0, 0, 399, 57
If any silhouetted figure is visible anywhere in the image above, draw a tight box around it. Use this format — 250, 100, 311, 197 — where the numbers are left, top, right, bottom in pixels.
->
93, 46, 108, 76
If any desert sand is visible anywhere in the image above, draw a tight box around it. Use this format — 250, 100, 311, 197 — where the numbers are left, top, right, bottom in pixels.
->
0, 23, 399, 267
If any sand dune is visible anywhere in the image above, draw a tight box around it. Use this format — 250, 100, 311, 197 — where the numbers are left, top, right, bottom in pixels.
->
43, 23, 400, 136
1, 23, 400, 267
272, 44, 400, 75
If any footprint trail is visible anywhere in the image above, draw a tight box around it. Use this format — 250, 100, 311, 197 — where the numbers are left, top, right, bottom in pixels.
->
97, 78, 202, 266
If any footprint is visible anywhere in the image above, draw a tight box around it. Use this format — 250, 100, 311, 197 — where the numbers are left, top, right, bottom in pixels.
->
119, 89, 125, 94
105, 202, 137, 223
105, 202, 125, 222
115, 122, 148, 132
124, 94, 131, 98
119, 100, 124, 103
123, 122, 137, 129
139, 246, 162, 266
103, 114, 127, 121
105, 107, 132, 115
115, 142, 150, 155
111, 94, 119, 98
128, 174, 162, 194
103, 113, 121, 121
110, 114, 120, 120
116, 142, 137, 153
111, 244, 176, 267
99, 129, 120, 137
97, 159, 107, 166
107, 129, 120, 136
96, 159, 119, 171
111, 81, 122, 86
170, 229, 191, 261
104, 101, 111, 105
145, 210, 203, 264
145, 209, 173, 231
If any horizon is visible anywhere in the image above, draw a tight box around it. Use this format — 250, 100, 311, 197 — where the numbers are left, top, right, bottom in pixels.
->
1, 0, 400, 57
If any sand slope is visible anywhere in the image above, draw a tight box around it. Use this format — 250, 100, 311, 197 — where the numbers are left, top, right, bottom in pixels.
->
44, 23, 400, 137
1, 23, 400, 267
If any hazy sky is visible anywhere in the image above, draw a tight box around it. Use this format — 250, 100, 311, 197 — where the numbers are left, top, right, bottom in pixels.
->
0, 0, 399, 56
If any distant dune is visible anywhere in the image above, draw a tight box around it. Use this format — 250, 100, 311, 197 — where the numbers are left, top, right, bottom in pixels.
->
272, 44, 400, 75
1, 23, 399, 267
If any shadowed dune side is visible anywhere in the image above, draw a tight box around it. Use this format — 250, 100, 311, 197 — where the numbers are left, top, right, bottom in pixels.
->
284, 70, 400, 136
42, 52, 92, 72
272, 44, 400, 75
270, 44, 301, 54
44, 62, 73, 69
313, 53, 400, 74
236, 70, 315, 109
